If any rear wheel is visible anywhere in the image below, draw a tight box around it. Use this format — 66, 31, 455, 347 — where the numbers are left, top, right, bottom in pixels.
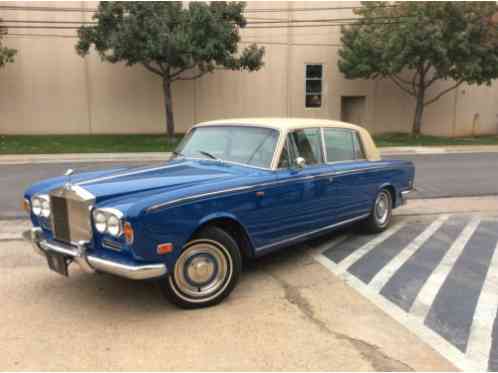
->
362, 188, 393, 233
160, 226, 242, 309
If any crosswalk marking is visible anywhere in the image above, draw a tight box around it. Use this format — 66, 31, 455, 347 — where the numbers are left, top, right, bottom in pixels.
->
333, 221, 407, 275
409, 217, 481, 321
466, 239, 498, 370
369, 215, 450, 292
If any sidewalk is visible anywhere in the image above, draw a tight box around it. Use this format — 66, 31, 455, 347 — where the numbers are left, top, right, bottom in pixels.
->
1, 144, 498, 164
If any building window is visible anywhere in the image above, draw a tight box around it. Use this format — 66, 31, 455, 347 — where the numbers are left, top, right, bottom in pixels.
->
305, 64, 323, 108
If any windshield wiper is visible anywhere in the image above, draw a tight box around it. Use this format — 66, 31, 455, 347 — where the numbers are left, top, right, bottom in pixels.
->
172, 150, 184, 157
198, 150, 218, 160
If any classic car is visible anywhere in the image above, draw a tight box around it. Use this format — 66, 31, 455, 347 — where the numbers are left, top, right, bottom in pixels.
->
23, 118, 415, 308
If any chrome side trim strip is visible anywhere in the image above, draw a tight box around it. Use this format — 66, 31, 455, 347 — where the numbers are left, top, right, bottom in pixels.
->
146, 165, 396, 212
147, 185, 255, 212
255, 213, 370, 252
401, 190, 413, 196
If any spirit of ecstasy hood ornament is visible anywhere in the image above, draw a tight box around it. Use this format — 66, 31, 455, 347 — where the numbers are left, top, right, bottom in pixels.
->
64, 169, 74, 191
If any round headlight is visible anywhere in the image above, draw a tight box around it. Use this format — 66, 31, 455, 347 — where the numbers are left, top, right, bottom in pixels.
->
41, 198, 51, 218
107, 215, 121, 237
32, 197, 42, 216
94, 211, 107, 233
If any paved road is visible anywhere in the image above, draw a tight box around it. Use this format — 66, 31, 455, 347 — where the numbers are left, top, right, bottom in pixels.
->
385, 153, 498, 199
1, 152, 498, 218
314, 213, 498, 371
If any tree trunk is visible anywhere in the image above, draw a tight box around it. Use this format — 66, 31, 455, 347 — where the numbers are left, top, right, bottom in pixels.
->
412, 86, 425, 136
162, 78, 175, 139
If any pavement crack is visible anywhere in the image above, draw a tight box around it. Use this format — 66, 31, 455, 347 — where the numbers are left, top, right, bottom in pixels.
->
269, 271, 414, 372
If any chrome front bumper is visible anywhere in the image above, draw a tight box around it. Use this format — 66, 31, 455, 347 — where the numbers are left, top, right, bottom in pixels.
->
23, 228, 167, 280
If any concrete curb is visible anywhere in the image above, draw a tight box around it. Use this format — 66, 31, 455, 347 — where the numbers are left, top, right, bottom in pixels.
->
1, 145, 498, 164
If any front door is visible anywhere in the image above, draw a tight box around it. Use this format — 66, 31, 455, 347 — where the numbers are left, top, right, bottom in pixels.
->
254, 128, 331, 253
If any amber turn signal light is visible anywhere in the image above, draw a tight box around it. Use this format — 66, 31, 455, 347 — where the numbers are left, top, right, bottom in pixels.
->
123, 222, 134, 244
22, 199, 30, 213
157, 243, 173, 255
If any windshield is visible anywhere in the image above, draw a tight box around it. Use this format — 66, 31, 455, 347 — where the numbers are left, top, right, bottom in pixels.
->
175, 126, 279, 169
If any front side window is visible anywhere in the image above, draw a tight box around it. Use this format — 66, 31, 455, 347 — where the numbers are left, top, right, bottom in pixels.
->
177, 126, 279, 168
305, 64, 323, 108
323, 128, 356, 162
288, 128, 323, 166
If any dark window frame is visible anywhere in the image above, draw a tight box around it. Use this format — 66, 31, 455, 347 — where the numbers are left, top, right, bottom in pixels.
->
305, 64, 323, 109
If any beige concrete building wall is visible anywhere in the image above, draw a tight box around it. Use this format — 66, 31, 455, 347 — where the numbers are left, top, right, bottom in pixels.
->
1, 1, 498, 137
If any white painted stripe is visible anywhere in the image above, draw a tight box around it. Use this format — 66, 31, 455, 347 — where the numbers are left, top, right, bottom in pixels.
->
333, 221, 407, 275
313, 253, 479, 371
308, 234, 350, 256
410, 217, 481, 321
77, 163, 181, 186
466, 238, 498, 370
369, 215, 450, 292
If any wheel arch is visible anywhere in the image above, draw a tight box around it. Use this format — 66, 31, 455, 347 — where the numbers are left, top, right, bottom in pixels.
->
377, 183, 397, 207
190, 213, 255, 259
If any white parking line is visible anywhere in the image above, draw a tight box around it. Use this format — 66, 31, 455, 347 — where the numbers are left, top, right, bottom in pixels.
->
333, 221, 407, 275
466, 239, 498, 370
313, 253, 480, 371
369, 215, 450, 292
409, 217, 481, 321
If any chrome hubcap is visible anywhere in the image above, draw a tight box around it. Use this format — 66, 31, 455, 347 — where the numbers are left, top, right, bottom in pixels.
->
173, 242, 230, 299
375, 192, 390, 225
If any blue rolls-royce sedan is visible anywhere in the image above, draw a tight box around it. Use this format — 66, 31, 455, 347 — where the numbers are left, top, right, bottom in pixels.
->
23, 118, 415, 308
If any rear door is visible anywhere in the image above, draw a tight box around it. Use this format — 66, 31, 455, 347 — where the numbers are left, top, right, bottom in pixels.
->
321, 128, 372, 221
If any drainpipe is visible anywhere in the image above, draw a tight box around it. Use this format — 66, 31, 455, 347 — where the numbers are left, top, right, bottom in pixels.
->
285, 1, 293, 117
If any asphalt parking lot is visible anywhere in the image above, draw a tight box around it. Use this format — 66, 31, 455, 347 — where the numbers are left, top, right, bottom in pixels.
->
314, 212, 498, 371
0, 220, 454, 371
1, 193, 498, 370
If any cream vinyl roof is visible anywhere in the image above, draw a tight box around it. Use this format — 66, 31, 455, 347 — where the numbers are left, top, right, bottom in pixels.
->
194, 117, 381, 162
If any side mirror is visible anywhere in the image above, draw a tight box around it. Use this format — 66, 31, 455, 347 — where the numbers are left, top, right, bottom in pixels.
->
295, 157, 306, 169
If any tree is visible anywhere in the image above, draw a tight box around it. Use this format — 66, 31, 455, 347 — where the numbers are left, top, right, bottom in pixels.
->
338, 2, 498, 135
0, 21, 17, 68
76, 1, 265, 138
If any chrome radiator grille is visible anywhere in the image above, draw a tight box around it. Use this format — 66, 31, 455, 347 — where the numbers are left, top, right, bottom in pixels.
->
51, 195, 70, 242
50, 186, 95, 243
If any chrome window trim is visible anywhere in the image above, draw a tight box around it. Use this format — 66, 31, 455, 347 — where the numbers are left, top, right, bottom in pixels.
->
256, 213, 370, 252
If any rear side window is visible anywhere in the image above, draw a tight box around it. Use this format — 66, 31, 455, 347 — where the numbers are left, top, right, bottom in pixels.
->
323, 129, 355, 162
353, 132, 366, 159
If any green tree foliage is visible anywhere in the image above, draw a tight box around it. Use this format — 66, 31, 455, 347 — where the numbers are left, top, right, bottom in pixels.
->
0, 22, 17, 68
338, 2, 498, 135
76, 1, 265, 137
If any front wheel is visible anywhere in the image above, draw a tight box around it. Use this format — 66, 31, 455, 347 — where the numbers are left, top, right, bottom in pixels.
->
159, 226, 242, 309
362, 188, 393, 233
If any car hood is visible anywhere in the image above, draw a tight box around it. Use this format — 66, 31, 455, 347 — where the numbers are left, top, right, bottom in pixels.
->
76, 159, 246, 203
